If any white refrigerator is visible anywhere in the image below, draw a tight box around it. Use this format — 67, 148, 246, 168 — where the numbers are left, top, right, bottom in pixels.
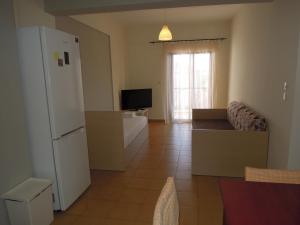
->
17, 27, 91, 210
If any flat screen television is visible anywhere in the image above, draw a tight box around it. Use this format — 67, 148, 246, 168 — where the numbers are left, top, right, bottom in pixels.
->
121, 88, 152, 110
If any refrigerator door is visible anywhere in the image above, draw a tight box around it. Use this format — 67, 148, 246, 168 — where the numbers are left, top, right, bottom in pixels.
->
53, 128, 91, 210
41, 27, 85, 139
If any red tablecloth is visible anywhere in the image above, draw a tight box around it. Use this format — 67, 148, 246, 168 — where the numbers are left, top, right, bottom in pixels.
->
220, 180, 300, 225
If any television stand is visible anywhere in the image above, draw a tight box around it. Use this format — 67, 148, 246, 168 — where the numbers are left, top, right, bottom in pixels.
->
128, 109, 142, 111
135, 109, 149, 119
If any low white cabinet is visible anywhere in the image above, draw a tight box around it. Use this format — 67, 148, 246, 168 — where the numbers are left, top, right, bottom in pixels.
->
2, 178, 53, 225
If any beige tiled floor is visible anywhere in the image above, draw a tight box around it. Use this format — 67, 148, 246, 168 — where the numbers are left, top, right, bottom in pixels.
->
52, 122, 223, 225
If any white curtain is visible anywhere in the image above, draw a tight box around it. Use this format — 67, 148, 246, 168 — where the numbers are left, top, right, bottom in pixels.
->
162, 41, 219, 123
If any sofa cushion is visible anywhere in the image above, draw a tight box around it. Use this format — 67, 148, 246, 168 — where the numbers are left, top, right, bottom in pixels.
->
192, 119, 234, 130
227, 102, 267, 131
227, 101, 246, 129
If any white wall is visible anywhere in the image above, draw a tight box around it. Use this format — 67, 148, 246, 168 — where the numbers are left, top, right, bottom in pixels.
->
288, 36, 300, 170
13, 0, 55, 28
0, 1, 32, 225
72, 14, 127, 111
126, 21, 231, 119
229, 1, 300, 168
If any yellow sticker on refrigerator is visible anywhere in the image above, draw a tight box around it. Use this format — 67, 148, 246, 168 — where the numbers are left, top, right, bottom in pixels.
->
53, 52, 60, 61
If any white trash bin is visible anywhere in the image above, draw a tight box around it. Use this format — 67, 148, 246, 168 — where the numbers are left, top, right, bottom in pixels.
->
1, 178, 53, 225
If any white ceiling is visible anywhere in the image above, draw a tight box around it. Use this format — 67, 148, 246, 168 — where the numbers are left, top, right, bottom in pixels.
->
94, 4, 242, 26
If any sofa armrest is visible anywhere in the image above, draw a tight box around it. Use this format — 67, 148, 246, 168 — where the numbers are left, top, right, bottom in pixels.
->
245, 167, 300, 184
192, 109, 227, 120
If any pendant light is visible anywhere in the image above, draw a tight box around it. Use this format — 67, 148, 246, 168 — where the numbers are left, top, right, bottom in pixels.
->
159, 25, 173, 41
158, 9, 173, 41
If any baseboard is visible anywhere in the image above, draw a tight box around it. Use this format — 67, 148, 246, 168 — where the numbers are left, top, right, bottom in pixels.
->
148, 119, 165, 123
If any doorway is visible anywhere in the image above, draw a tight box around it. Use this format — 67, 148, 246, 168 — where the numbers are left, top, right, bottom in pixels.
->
172, 53, 212, 121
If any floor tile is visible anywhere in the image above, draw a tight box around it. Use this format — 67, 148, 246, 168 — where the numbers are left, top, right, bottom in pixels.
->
104, 219, 144, 225
51, 214, 79, 225
81, 200, 115, 218
134, 169, 158, 179
136, 204, 155, 223
119, 188, 147, 204
198, 207, 223, 225
143, 190, 161, 205
127, 178, 153, 189
107, 203, 140, 221
178, 191, 198, 207
175, 179, 198, 193
86, 186, 123, 202
179, 206, 198, 225
66, 197, 89, 216
156, 161, 178, 170
72, 217, 107, 225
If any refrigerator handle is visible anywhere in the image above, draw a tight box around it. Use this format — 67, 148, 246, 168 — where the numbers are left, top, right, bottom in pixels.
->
56, 126, 84, 139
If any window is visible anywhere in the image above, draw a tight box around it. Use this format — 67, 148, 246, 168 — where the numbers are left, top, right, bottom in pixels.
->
172, 53, 212, 121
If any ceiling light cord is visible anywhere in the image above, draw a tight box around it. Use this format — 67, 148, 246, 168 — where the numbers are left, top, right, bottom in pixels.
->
159, 8, 173, 41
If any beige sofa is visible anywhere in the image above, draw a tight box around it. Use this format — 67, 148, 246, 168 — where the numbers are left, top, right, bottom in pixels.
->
192, 102, 269, 177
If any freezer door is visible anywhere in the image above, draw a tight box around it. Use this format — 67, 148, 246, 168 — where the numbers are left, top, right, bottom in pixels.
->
53, 128, 91, 210
41, 27, 85, 138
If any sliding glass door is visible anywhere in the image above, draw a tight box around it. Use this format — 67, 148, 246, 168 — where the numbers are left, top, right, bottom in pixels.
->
172, 53, 212, 121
